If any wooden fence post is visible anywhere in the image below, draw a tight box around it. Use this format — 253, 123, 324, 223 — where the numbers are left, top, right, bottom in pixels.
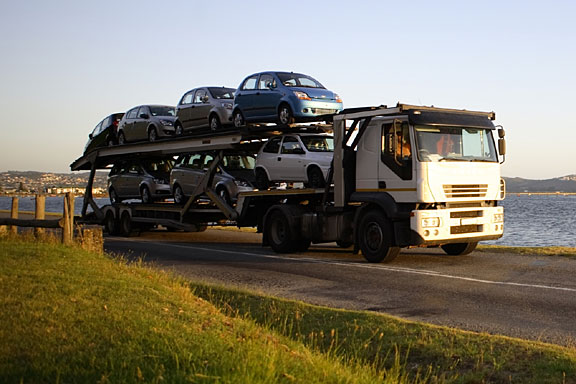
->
10, 197, 19, 235
61, 192, 74, 245
35, 194, 46, 237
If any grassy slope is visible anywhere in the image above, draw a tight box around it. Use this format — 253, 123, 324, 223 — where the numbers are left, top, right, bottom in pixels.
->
1, 237, 575, 383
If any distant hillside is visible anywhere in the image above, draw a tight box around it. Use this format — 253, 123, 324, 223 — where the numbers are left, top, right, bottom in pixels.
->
504, 175, 576, 193
0, 170, 108, 193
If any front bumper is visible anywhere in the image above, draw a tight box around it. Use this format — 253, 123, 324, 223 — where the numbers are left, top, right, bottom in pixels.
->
410, 206, 504, 245
293, 99, 343, 118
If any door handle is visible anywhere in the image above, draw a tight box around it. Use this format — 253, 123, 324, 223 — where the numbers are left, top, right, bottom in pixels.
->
277, 157, 281, 161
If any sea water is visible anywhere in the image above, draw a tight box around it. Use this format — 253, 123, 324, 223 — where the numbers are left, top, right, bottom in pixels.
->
1, 194, 575, 247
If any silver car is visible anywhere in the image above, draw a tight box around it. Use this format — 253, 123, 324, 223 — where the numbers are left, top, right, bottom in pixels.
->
170, 153, 255, 205
174, 87, 235, 134
254, 133, 334, 189
108, 159, 173, 204
117, 105, 177, 144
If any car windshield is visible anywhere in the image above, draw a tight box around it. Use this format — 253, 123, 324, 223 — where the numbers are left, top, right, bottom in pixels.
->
414, 125, 498, 162
300, 136, 334, 152
222, 155, 255, 170
208, 87, 235, 99
149, 106, 175, 117
276, 73, 325, 89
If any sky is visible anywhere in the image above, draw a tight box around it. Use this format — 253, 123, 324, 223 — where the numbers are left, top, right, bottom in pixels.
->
0, 0, 575, 180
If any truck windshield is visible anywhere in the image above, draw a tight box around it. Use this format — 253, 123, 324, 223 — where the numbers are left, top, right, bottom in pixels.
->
414, 125, 498, 162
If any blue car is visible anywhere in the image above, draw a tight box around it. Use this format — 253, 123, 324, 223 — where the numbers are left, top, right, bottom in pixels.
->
232, 71, 343, 127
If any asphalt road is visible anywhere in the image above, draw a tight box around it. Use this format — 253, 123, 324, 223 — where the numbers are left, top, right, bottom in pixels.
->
105, 228, 576, 347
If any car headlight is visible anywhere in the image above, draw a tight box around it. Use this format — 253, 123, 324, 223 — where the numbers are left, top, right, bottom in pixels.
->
421, 217, 440, 228
293, 91, 311, 100
160, 120, 174, 126
493, 213, 504, 223
221, 103, 233, 110
334, 93, 342, 103
234, 180, 251, 187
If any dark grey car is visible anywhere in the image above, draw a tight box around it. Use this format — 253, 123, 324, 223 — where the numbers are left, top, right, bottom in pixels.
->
170, 153, 255, 205
174, 87, 235, 135
117, 105, 176, 144
108, 159, 174, 204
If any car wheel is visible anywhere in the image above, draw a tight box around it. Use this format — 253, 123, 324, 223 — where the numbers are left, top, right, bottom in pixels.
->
107, 136, 116, 147
441, 242, 478, 256
358, 210, 400, 263
278, 104, 295, 125
175, 123, 184, 136
217, 187, 232, 205
109, 188, 121, 204
209, 114, 221, 131
233, 110, 245, 128
141, 186, 153, 204
306, 166, 325, 188
148, 127, 158, 142
255, 168, 270, 190
117, 132, 126, 145
173, 184, 186, 205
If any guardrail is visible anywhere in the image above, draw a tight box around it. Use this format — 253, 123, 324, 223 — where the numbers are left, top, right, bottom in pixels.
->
0, 193, 75, 244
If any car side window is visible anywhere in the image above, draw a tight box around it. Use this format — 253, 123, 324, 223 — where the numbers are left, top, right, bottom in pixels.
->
138, 106, 149, 117
181, 92, 194, 105
194, 89, 207, 103
127, 108, 138, 119
258, 74, 276, 89
241, 76, 258, 90
187, 154, 202, 168
101, 117, 110, 129
281, 137, 304, 154
263, 137, 281, 153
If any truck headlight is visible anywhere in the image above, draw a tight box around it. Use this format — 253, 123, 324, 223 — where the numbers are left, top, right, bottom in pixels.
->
493, 213, 504, 223
421, 217, 440, 228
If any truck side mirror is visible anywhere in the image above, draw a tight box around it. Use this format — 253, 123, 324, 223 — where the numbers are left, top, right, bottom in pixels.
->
498, 138, 506, 156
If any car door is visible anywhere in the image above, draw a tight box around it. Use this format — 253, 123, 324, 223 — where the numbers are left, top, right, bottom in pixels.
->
257, 136, 282, 181
122, 108, 138, 142
189, 89, 212, 129
278, 136, 307, 181
177, 91, 194, 130
235, 75, 259, 119
123, 164, 144, 198
256, 73, 281, 120
133, 106, 150, 140
178, 154, 203, 196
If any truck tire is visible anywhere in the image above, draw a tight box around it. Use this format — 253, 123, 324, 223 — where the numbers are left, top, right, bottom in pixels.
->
104, 210, 119, 236
120, 211, 136, 237
265, 207, 309, 253
441, 242, 478, 256
358, 211, 400, 263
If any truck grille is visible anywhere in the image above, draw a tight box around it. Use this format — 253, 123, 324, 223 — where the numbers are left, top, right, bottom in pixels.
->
443, 184, 488, 198
451, 224, 483, 234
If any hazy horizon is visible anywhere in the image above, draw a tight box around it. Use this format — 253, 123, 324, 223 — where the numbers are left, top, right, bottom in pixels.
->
1, 1, 575, 179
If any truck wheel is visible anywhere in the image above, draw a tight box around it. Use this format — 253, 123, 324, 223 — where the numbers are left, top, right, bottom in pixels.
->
255, 169, 270, 190
267, 209, 307, 253
120, 211, 135, 237
306, 166, 325, 188
441, 242, 478, 256
358, 211, 400, 263
104, 210, 119, 236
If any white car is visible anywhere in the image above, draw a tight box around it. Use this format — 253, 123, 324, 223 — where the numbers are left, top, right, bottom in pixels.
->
254, 133, 334, 189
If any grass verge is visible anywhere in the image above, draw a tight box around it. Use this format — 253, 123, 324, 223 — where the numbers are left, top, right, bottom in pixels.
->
1, 235, 575, 383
